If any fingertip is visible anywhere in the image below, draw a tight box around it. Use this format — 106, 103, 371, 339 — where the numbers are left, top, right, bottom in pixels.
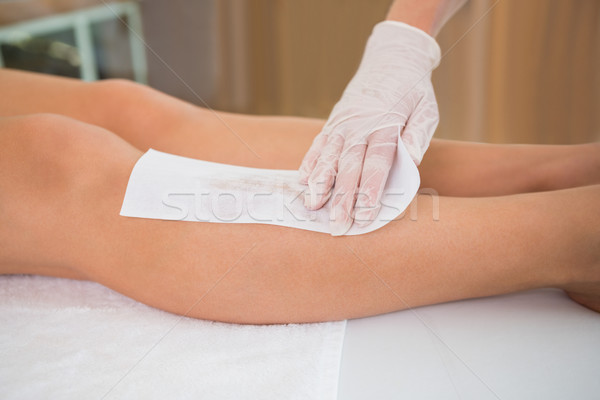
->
329, 202, 353, 236
304, 181, 332, 210
308, 181, 319, 208
353, 211, 370, 228
330, 218, 352, 236
353, 206, 380, 228
298, 161, 313, 184
353, 219, 370, 228
299, 171, 309, 185
306, 167, 336, 209
303, 190, 312, 209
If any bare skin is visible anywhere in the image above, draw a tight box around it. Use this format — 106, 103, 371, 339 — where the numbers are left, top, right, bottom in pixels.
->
386, 0, 468, 36
0, 69, 599, 323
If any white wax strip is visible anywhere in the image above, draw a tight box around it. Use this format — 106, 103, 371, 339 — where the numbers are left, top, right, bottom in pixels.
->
120, 139, 420, 235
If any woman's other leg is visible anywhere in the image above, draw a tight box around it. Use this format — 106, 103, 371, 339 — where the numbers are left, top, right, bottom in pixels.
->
1, 69, 598, 196
419, 139, 600, 196
0, 113, 598, 323
91, 78, 600, 196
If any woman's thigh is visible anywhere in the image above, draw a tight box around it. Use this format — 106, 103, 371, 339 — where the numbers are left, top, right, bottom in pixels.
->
0, 114, 141, 277
0, 69, 319, 169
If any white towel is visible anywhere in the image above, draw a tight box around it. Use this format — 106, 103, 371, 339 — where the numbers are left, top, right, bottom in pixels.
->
0, 275, 346, 400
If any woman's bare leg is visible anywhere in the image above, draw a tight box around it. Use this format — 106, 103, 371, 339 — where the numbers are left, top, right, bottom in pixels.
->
1, 69, 599, 197
1, 113, 598, 323
419, 140, 600, 196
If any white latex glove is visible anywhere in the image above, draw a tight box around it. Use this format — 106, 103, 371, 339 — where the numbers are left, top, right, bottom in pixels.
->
299, 21, 441, 236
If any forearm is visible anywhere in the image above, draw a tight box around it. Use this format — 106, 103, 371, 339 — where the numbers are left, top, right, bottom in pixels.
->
386, 0, 468, 36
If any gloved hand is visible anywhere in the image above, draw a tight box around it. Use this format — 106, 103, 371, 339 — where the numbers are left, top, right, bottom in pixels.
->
299, 21, 441, 236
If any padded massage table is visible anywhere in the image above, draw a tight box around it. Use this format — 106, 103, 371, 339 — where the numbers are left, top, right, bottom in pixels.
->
338, 288, 600, 399
1, 277, 599, 399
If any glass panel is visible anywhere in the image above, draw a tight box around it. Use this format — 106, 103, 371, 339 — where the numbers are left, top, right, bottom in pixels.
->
0, 29, 80, 78
91, 16, 134, 80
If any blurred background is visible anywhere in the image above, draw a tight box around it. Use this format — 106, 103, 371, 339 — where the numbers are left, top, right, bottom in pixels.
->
0, 0, 598, 144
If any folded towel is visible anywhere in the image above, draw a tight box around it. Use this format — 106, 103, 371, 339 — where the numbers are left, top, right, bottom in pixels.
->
0, 275, 346, 400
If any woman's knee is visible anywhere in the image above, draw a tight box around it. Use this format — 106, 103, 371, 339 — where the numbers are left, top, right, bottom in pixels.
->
89, 78, 185, 143
0, 113, 140, 191
0, 114, 79, 171
91, 78, 149, 105
91, 78, 169, 119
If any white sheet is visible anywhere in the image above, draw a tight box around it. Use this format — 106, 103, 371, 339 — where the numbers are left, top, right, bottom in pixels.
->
0, 275, 346, 400
338, 289, 600, 399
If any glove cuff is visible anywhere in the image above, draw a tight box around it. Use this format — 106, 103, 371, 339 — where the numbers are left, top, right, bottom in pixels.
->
370, 20, 442, 70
